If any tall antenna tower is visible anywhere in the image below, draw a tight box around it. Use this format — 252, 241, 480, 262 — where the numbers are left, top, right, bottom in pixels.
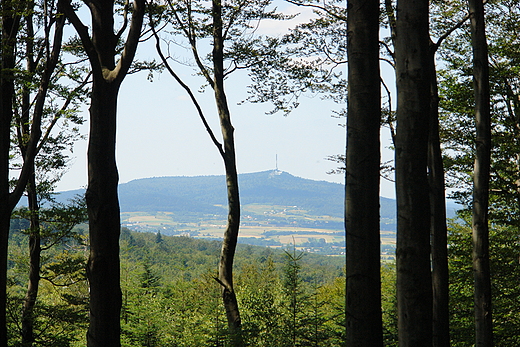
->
270, 154, 282, 177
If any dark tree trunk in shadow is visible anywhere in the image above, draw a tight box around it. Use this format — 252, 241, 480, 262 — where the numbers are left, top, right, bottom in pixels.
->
345, 0, 383, 345
61, 0, 144, 344
0, 7, 22, 344
85, 81, 122, 346
394, 0, 433, 345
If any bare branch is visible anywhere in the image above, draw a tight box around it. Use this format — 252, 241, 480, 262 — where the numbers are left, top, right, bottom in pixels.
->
166, 0, 215, 88
109, 0, 146, 84
381, 77, 396, 145
115, 0, 131, 40
149, 12, 225, 158
285, 0, 346, 21
40, 276, 83, 287
432, 14, 469, 52
380, 40, 395, 62
59, 0, 100, 72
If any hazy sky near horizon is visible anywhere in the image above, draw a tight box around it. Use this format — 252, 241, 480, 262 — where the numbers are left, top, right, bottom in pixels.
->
54, 2, 397, 199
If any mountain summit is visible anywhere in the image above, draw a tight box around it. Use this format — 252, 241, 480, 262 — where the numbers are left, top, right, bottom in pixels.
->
118, 170, 346, 216
56, 170, 397, 219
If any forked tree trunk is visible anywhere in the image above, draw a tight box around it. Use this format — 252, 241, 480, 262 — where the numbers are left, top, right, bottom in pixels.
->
57, 7, 124, 343
467, 0, 493, 345
345, 0, 383, 345
61, 0, 144, 344
428, 46, 450, 347
394, 0, 433, 345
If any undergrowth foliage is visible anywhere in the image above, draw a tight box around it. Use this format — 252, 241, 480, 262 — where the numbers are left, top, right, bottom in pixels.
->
7, 222, 519, 346
7, 227, 351, 346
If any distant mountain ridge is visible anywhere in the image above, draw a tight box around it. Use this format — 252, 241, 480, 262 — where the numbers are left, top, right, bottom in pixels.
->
56, 170, 398, 220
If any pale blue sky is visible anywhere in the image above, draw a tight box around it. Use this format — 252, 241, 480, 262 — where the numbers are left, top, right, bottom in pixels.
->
54, 2, 397, 199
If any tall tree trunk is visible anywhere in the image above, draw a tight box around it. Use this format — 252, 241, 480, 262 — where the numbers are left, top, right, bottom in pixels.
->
467, 0, 493, 345
212, 1, 243, 345
0, 6, 22, 344
85, 80, 122, 346
0, 102, 11, 347
151, 2, 243, 342
61, 0, 144, 344
394, 0, 433, 345
428, 46, 450, 347
83, 15, 123, 343
345, 0, 383, 345
20, 10, 40, 343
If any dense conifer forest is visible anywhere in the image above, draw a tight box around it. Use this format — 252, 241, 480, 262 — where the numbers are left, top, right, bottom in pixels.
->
7, 226, 353, 346
5, 222, 520, 346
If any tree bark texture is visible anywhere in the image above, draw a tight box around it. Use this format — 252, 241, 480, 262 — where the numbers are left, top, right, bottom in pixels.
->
212, 1, 244, 345
345, 0, 383, 345
0, 94, 11, 347
394, 0, 433, 345
61, 0, 144, 344
467, 0, 493, 345
428, 47, 450, 347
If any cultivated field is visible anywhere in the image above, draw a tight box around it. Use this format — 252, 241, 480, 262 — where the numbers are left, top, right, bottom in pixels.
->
121, 204, 396, 257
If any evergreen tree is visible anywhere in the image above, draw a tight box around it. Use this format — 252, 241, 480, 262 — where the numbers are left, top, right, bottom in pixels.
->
281, 248, 307, 347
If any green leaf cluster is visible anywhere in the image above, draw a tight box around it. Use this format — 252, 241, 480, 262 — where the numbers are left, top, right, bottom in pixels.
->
448, 221, 520, 346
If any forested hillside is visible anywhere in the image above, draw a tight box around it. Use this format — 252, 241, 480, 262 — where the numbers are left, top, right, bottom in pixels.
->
56, 170, 436, 229
57, 170, 379, 218
53, 171, 460, 256
55, 172, 459, 255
